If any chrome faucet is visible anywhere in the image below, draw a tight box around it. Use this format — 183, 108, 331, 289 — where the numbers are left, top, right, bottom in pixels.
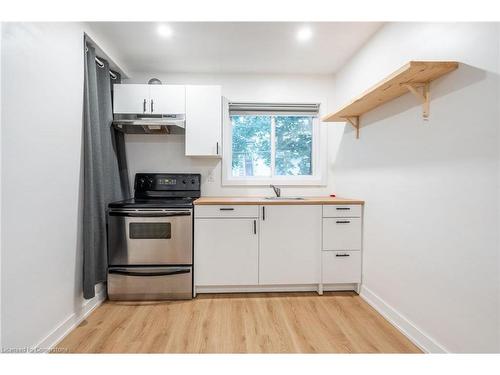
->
270, 184, 281, 197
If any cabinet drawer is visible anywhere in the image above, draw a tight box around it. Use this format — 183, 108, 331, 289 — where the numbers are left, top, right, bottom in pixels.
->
323, 205, 362, 218
322, 251, 361, 284
195, 205, 259, 218
323, 218, 362, 250
108, 266, 192, 300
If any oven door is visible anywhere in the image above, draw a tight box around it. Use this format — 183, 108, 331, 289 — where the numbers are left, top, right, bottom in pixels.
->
107, 266, 192, 300
108, 209, 192, 265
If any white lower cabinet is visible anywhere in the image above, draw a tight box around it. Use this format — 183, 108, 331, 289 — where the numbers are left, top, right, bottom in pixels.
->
321, 204, 363, 286
194, 203, 363, 292
259, 205, 321, 285
322, 251, 361, 284
195, 218, 258, 286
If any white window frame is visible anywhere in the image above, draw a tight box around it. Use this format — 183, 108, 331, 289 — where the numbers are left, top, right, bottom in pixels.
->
222, 101, 328, 186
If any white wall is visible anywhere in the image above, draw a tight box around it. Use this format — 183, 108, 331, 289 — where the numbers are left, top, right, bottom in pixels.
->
332, 22, 500, 353
0, 22, 3, 349
498, 25, 500, 350
0, 23, 106, 350
124, 73, 344, 197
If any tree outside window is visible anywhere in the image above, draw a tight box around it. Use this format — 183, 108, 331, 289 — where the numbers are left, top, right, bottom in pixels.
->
231, 115, 313, 178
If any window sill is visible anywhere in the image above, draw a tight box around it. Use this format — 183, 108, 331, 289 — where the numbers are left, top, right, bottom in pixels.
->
222, 176, 327, 187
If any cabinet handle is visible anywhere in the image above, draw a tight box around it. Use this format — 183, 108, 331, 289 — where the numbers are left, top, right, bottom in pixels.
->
253, 220, 257, 234
336, 220, 351, 224
216, 142, 219, 155
336, 207, 350, 210
151, 99, 154, 113
143, 99, 147, 113
336, 254, 350, 257
219, 208, 234, 211
262, 206, 265, 221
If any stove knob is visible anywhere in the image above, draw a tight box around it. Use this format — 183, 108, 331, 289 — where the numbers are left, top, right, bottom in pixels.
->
137, 178, 146, 189
182, 180, 186, 184
191, 179, 195, 184
148, 178, 154, 186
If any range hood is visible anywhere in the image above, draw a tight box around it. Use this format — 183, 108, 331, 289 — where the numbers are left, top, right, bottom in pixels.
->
112, 114, 185, 135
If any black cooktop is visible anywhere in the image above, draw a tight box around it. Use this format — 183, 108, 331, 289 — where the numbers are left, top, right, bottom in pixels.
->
108, 173, 201, 209
108, 197, 196, 209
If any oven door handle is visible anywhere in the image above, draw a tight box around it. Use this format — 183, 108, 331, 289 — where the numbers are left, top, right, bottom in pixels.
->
109, 211, 191, 217
108, 268, 191, 277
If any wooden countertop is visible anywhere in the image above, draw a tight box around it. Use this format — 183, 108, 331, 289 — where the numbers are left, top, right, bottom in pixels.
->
194, 196, 364, 205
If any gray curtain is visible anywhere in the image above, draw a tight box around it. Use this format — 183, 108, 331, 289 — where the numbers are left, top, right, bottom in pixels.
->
83, 44, 130, 299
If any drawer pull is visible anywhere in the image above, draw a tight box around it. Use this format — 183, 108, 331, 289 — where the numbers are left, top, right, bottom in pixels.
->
336, 254, 350, 257
336, 220, 351, 224
109, 268, 190, 277
336, 207, 350, 210
253, 220, 257, 234
219, 208, 235, 211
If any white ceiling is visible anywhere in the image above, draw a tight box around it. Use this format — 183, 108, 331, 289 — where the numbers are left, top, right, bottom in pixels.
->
89, 22, 383, 75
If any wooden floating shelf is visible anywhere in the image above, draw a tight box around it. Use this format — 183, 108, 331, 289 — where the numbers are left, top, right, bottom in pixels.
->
322, 61, 459, 138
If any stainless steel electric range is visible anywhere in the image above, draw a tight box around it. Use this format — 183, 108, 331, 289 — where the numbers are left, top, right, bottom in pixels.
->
107, 173, 200, 301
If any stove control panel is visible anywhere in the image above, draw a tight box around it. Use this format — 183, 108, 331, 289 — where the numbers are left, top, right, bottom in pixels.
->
134, 173, 201, 192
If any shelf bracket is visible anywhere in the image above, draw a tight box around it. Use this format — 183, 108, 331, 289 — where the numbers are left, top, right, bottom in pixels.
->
343, 116, 360, 139
401, 82, 430, 119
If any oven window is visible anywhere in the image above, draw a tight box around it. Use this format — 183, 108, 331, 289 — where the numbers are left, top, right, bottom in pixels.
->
129, 223, 171, 239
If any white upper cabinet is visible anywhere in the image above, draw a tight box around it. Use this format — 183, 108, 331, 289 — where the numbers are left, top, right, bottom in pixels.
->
185, 85, 222, 157
259, 205, 321, 285
148, 85, 185, 114
113, 84, 150, 114
113, 83, 222, 158
113, 84, 185, 115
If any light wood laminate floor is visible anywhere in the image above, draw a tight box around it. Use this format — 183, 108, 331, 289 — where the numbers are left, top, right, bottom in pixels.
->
55, 292, 421, 353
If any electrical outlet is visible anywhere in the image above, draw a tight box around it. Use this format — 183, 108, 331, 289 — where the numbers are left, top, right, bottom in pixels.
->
207, 172, 215, 183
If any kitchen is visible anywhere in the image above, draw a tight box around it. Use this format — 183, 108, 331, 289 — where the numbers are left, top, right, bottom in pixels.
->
1, 2, 500, 371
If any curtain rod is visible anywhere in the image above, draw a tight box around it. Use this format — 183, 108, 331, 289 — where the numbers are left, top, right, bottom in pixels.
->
85, 45, 118, 80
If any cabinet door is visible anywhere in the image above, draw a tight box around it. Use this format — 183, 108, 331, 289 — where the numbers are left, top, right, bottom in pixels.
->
149, 85, 185, 114
113, 84, 150, 114
259, 205, 321, 285
185, 85, 222, 156
195, 218, 258, 286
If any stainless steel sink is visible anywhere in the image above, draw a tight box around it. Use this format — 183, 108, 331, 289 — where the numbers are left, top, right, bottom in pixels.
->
265, 196, 305, 200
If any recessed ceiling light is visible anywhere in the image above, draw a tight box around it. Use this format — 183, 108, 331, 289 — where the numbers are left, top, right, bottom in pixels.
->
297, 27, 313, 42
157, 24, 173, 38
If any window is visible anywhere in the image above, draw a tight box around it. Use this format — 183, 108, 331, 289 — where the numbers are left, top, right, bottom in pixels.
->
231, 115, 313, 177
223, 102, 326, 186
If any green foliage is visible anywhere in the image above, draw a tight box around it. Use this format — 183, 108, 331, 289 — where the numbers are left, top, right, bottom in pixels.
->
231, 115, 312, 177
231, 115, 271, 177
275, 116, 312, 176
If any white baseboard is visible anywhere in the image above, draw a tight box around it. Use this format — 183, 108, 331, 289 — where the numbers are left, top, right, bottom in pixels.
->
36, 286, 107, 353
360, 285, 448, 353
323, 283, 359, 292
195, 283, 357, 294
